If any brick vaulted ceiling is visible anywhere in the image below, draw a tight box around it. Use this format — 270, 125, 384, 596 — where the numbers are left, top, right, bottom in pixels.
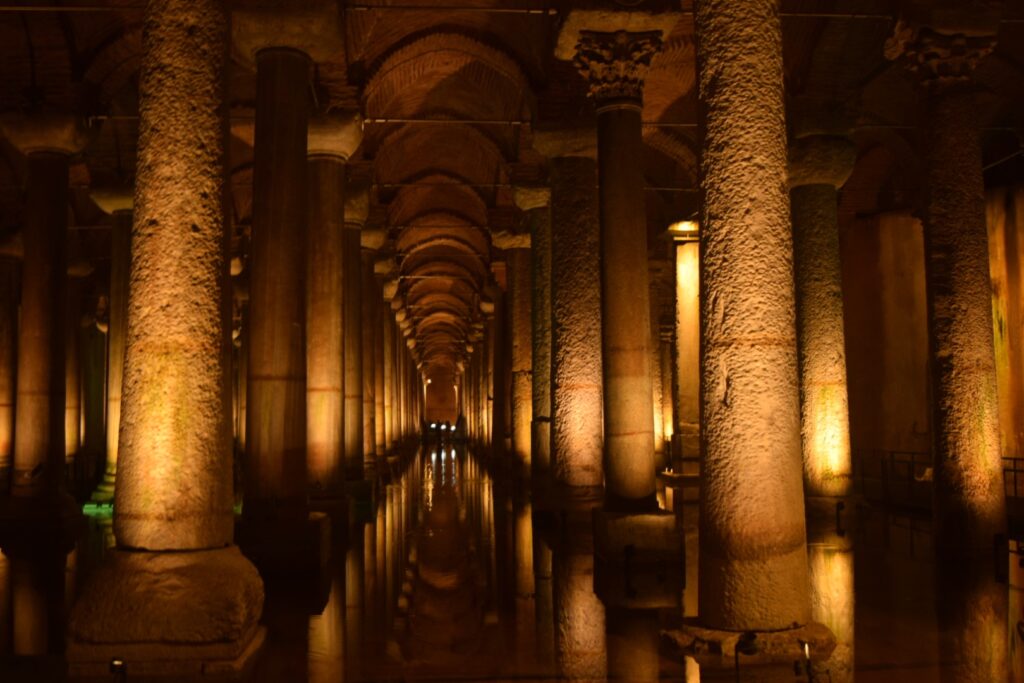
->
0, 0, 1023, 377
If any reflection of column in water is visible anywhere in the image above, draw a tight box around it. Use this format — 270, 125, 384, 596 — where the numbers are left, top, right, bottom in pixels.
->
0, 551, 9, 654
11, 551, 63, 655
515, 499, 536, 663
533, 530, 555, 670
386, 484, 396, 628
606, 608, 658, 683
935, 556, 1008, 683
345, 527, 364, 678
63, 547, 78, 613
363, 515, 377, 642
553, 534, 606, 682
307, 572, 344, 683
1011, 548, 1023, 682
808, 535, 853, 683
376, 491, 386, 635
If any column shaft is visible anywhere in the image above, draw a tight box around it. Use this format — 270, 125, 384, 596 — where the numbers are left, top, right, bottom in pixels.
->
306, 156, 345, 497
342, 227, 362, 478
674, 241, 699, 464
374, 302, 385, 456
114, 0, 234, 548
529, 206, 553, 486
597, 104, 656, 510
64, 286, 81, 473
383, 310, 394, 452
550, 156, 603, 502
12, 153, 68, 501
361, 256, 376, 470
0, 259, 17, 493
509, 247, 532, 473
695, 0, 809, 629
95, 209, 131, 500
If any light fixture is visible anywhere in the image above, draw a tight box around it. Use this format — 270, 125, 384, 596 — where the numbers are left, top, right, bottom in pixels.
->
668, 219, 700, 242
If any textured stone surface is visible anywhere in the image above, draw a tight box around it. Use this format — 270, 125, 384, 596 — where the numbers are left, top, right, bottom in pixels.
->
528, 203, 553, 485
342, 226, 363, 475
550, 156, 603, 502
114, 0, 232, 550
694, 0, 810, 630
69, 547, 263, 645
508, 248, 532, 470
791, 174, 854, 498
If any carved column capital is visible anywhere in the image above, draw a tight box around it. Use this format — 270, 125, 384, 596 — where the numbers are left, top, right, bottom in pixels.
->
573, 29, 662, 104
884, 21, 996, 93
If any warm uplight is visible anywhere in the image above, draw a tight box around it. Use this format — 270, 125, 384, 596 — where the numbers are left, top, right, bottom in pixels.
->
806, 384, 852, 497
668, 220, 700, 240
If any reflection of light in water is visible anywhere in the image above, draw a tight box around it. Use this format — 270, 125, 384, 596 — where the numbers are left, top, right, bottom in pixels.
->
808, 544, 854, 683
307, 573, 344, 683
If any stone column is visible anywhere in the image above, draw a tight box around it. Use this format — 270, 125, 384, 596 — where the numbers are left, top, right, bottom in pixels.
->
508, 246, 532, 476
383, 307, 395, 453
553, 520, 606, 682
0, 258, 17, 494
343, 187, 368, 480
244, 47, 311, 536
790, 136, 857, 683
374, 300, 386, 456
89, 190, 132, 502
790, 136, 857, 499
888, 19, 1007, 683
575, 30, 661, 511
0, 115, 85, 513
64, 285, 82, 478
362, 255, 377, 470
694, 0, 810, 630
305, 115, 361, 500
674, 237, 699, 467
516, 188, 552, 489
67, 0, 263, 672
544, 146, 603, 506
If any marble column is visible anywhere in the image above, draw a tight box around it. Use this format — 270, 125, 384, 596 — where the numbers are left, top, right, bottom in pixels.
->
362, 255, 377, 470
68, 0, 263, 671
0, 258, 17, 494
343, 188, 367, 480
0, 115, 85, 512
508, 246, 532, 476
516, 188, 552, 489
575, 30, 661, 511
694, 0, 810, 630
305, 115, 360, 500
888, 20, 1007, 683
244, 46, 311, 533
89, 191, 133, 502
674, 237, 700, 466
548, 152, 603, 505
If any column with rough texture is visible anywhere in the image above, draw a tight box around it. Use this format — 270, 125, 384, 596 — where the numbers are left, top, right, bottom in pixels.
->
547, 149, 603, 505
374, 300, 386, 456
790, 135, 858, 683
67, 0, 264, 672
575, 31, 661, 510
694, 0, 810, 630
888, 18, 1007, 683
382, 307, 394, 453
306, 114, 360, 500
244, 46, 310, 539
90, 190, 133, 502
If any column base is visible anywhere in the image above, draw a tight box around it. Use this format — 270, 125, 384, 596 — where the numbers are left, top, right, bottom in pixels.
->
90, 473, 116, 503
236, 511, 330, 579
67, 545, 265, 682
592, 509, 683, 609
663, 621, 836, 681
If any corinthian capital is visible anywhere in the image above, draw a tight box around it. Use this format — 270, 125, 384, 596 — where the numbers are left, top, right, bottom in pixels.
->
884, 21, 996, 92
573, 29, 662, 104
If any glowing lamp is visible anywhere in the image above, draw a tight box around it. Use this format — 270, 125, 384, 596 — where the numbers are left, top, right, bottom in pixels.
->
667, 220, 699, 241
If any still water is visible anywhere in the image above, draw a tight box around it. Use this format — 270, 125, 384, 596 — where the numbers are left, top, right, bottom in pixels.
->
0, 445, 1020, 681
